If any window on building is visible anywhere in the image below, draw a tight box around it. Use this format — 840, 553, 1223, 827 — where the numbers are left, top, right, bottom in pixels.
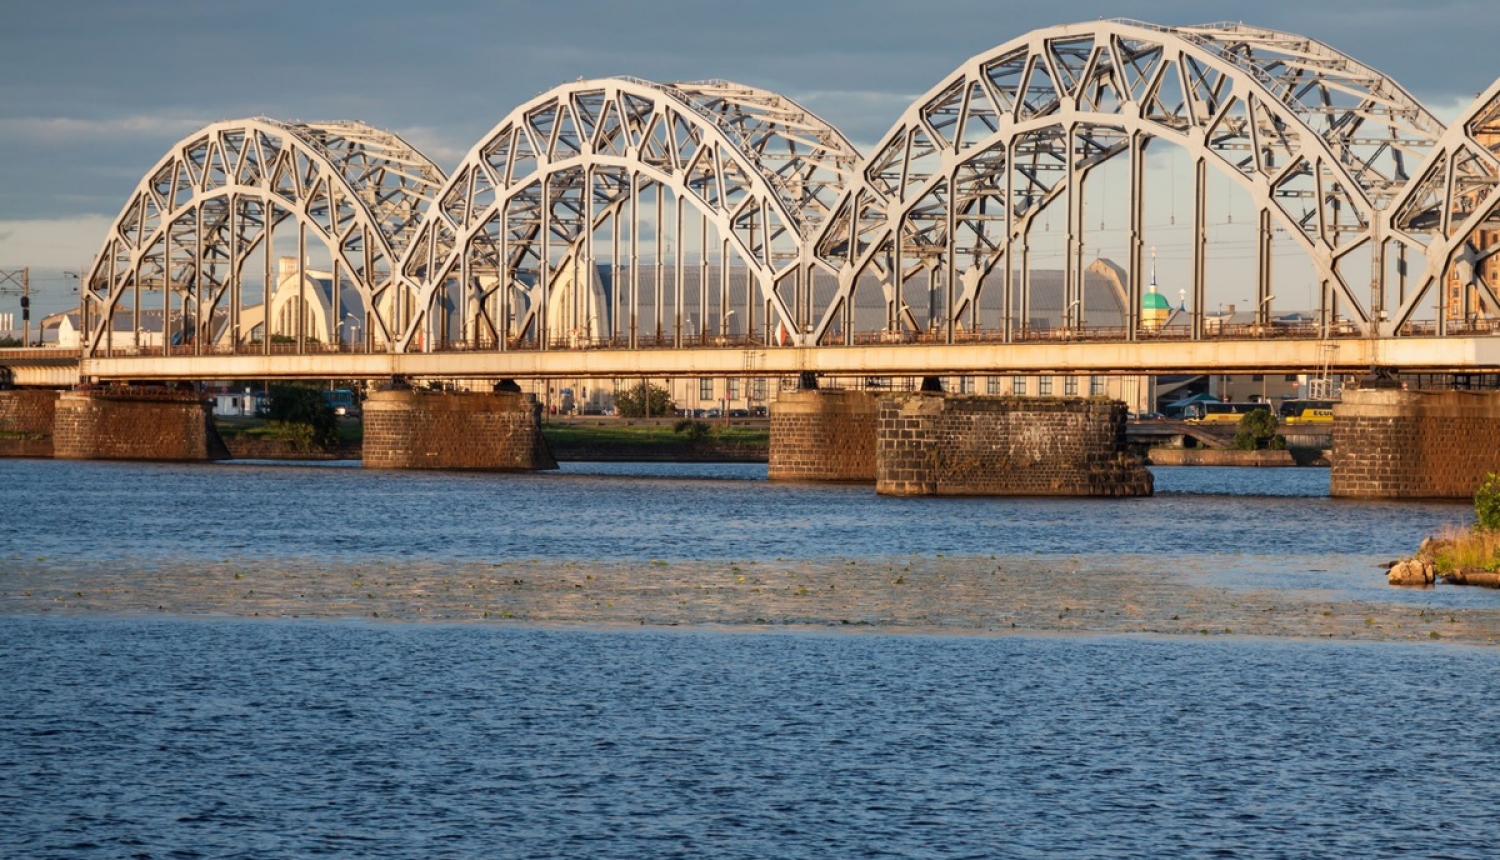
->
1012, 376, 1027, 395
699, 378, 714, 400
960, 376, 974, 394
1090, 376, 1106, 396
1065, 376, 1079, 396
987, 376, 1001, 395
1284, 374, 1298, 383
1252, 374, 1264, 382
1038, 376, 1053, 396
752, 378, 767, 401
728, 378, 740, 400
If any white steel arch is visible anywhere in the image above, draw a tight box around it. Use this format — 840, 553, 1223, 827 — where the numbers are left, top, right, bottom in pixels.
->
82, 118, 444, 357
1386, 78, 1500, 333
396, 77, 860, 352
803, 19, 1446, 345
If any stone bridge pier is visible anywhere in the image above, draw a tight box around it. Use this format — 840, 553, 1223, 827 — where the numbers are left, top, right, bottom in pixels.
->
1332, 389, 1500, 499
362, 389, 557, 471
769, 389, 1151, 496
52, 389, 229, 461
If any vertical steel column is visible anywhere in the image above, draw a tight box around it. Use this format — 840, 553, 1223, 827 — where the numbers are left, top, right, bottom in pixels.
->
296, 220, 307, 353
1065, 124, 1082, 331
498, 196, 510, 352
629, 173, 639, 349
945, 173, 957, 344
720, 235, 730, 340
228, 195, 239, 355
1004, 141, 1015, 343
1257, 207, 1273, 326
699, 211, 709, 339
674, 193, 685, 347
1192, 156, 1207, 339
540, 175, 551, 351
263, 206, 273, 357
459, 235, 471, 348
654, 183, 664, 341
1128, 133, 1146, 341
162, 221, 173, 357
611, 196, 622, 346
193, 204, 204, 356
331, 257, 342, 352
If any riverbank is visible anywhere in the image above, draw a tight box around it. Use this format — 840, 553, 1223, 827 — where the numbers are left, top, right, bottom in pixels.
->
5, 554, 1497, 645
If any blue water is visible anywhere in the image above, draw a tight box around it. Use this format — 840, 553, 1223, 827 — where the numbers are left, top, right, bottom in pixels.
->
0, 459, 1471, 565
3, 619, 1498, 858
2, 459, 1498, 857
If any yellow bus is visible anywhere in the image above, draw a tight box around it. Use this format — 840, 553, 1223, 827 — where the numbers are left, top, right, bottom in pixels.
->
1278, 399, 1336, 425
1182, 402, 1271, 424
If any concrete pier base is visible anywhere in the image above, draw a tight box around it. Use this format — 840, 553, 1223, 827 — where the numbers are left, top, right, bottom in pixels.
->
53, 390, 229, 461
362, 389, 556, 471
875, 394, 1152, 497
768, 389, 878, 482
1332, 389, 1500, 499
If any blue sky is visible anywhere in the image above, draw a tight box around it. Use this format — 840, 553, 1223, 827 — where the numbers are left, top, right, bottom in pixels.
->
2, 0, 1495, 317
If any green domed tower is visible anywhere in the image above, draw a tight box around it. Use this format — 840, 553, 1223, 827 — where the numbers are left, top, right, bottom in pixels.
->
1143, 248, 1171, 330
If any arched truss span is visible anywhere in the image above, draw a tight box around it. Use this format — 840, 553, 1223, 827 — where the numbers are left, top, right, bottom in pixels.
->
82, 118, 444, 356
1385, 78, 1500, 333
803, 19, 1446, 344
396, 77, 860, 351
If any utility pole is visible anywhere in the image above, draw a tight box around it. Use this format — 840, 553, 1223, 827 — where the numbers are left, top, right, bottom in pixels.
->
0, 268, 29, 345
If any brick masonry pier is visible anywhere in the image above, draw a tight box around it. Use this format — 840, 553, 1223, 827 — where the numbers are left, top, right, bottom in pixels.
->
0, 389, 60, 457
1332, 389, 1500, 499
768, 389, 879, 481
52, 390, 229, 461
875, 394, 1153, 497
362, 389, 557, 471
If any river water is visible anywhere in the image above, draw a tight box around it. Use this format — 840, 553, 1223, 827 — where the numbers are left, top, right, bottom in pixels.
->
3, 459, 1498, 857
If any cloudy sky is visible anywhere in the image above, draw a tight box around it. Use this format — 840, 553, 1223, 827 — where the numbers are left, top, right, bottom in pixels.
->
2, 0, 1496, 316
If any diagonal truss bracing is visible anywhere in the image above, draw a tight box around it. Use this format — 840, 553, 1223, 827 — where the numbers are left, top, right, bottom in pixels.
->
77, 20, 1500, 366
82, 119, 444, 357
395, 77, 860, 352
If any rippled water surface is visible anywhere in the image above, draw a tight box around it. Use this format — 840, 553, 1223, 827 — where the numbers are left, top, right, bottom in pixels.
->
4, 619, 1498, 859
3, 458, 1498, 857
0, 459, 1472, 565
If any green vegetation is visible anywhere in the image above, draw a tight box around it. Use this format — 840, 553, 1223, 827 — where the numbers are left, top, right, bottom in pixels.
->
1426, 473, 1500, 573
673, 419, 712, 443
1232, 407, 1286, 451
613, 382, 676, 418
263, 384, 338, 450
1431, 529, 1500, 574
1474, 472, 1500, 531
541, 421, 768, 447
0, 335, 22, 348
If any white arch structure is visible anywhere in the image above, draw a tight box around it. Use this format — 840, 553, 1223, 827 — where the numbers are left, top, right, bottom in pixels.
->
78, 21, 1500, 364
82, 118, 444, 356
1387, 78, 1500, 334
802, 19, 1449, 345
395, 77, 860, 352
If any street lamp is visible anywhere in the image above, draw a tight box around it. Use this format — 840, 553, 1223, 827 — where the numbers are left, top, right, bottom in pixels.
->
344, 313, 362, 351
720, 309, 736, 345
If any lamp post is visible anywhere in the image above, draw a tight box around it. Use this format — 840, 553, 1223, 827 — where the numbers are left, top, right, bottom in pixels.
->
0, 268, 29, 346
720, 309, 736, 345
344, 313, 361, 352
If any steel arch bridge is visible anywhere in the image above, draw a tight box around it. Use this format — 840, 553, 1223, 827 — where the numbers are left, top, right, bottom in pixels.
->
82, 118, 444, 355
72, 19, 1500, 381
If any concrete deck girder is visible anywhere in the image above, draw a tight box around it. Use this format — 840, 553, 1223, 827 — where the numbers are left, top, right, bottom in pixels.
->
70, 336, 1500, 382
